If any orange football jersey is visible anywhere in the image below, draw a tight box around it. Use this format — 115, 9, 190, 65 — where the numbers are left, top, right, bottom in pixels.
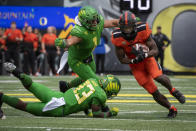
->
111, 23, 152, 59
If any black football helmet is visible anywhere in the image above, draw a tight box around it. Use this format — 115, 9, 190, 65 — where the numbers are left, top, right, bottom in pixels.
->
119, 11, 137, 41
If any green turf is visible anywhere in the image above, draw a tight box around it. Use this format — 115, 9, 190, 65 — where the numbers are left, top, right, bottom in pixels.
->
0, 75, 196, 131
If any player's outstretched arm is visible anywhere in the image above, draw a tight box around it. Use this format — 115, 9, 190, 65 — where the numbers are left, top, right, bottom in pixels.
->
91, 104, 119, 118
104, 19, 119, 28
55, 36, 82, 49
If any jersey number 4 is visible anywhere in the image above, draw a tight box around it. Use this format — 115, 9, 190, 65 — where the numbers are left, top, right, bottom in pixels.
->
74, 80, 95, 104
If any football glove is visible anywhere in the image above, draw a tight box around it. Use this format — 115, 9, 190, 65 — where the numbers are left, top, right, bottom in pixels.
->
84, 109, 93, 117
131, 47, 148, 64
55, 38, 67, 49
110, 107, 119, 116
131, 46, 141, 56
131, 53, 145, 64
87, 112, 93, 117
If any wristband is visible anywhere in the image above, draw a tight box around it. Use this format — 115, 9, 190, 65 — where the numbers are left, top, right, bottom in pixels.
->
144, 53, 148, 58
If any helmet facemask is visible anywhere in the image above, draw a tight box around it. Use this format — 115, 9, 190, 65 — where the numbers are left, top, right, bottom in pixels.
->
119, 11, 137, 41
120, 24, 137, 40
85, 14, 100, 30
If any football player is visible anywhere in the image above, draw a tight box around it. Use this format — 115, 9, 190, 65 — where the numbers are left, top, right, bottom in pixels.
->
55, 6, 119, 92
111, 11, 185, 118
0, 62, 121, 119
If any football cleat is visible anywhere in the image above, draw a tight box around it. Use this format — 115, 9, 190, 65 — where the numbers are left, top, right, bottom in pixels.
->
0, 93, 6, 120
171, 88, 186, 104
84, 109, 93, 117
59, 81, 70, 93
167, 106, 177, 118
4, 62, 16, 73
0, 110, 6, 120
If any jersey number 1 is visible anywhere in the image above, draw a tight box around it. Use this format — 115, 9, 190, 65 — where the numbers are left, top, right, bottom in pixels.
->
74, 80, 95, 104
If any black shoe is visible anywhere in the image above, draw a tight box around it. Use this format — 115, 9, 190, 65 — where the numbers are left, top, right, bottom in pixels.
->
0, 93, 6, 120
4, 62, 21, 78
0, 109, 6, 120
171, 89, 186, 104
167, 106, 177, 118
84, 109, 89, 115
59, 81, 70, 93
4, 62, 16, 73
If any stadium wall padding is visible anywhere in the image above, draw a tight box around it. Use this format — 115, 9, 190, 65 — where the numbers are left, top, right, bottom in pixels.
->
152, 4, 196, 72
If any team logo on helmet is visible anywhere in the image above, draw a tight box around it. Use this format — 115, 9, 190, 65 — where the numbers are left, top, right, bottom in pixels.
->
78, 6, 100, 31
119, 11, 137, 40
119, 11, 136, 26
101, 75, 121, 98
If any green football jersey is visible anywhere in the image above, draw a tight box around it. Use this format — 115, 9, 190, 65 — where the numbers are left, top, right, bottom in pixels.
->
68, 15, 105, 60
62, 78, 107, 116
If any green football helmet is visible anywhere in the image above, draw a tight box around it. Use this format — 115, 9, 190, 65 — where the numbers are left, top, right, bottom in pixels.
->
101, 75, 121, 98
78, 6, 100, 30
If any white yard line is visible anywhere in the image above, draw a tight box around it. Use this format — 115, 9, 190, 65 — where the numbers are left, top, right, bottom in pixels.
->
119, 78, 137, 81
119, 78, 189, 82
0, 80, 48, 83
119, 111, 196, 114
3, 87, 59, 91
169, 78, 189, 81
0, 126, 138, 131
122, 86, 196, 90
108, 103, 196, 107
3, 116, 196, 123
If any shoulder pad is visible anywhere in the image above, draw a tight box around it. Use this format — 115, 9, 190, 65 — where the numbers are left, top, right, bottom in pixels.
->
136, 22, 146, 32
112, 28, 123, 38
70, 25, 86, 38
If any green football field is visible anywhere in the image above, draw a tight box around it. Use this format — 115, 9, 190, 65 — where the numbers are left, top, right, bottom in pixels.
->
0, 75, 196, 131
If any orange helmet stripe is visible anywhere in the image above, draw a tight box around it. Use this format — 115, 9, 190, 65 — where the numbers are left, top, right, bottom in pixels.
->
125, 11, 128, 25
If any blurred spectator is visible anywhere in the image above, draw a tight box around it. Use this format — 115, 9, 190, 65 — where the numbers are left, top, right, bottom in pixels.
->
3, 21, 23, 67
51, 26, 57, 35
0, 28, 6, 50
34, 28, 42, 43
23, 26, 38, 75
94, 34, 108, 75
34, 28, 44, 76
41, 26, 60, 75
22, 21, 28, 35
153, 26, 171, 69
51, 26, 60, 72
0, 28, 6, 75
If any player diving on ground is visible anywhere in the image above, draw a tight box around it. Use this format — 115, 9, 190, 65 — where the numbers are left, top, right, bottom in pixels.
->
0, 62, 121, 119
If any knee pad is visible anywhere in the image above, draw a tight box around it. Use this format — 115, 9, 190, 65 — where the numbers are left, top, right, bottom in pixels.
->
20, 74, 32, 88
143, 79, 157, 94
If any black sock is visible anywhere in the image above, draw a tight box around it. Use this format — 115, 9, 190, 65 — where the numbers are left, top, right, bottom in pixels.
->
12, 69, 22, 79
0, 93, 3, 108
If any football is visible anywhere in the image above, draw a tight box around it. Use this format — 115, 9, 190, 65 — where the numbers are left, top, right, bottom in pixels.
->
132, 43, 149, 53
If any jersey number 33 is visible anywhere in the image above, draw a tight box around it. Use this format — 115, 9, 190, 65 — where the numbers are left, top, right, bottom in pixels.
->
74, 80, 95, 104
